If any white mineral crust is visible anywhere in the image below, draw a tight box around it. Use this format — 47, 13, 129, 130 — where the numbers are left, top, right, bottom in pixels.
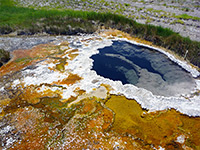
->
16, 34, 200, 116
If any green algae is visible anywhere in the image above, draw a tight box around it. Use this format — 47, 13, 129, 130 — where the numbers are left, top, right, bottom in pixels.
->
105, 95, 146, 133
105, 95, 200, 149
1, 87, 200, 149
14, 57, 32, 63
56, 58, 67, 72
2, 92, 80, 129
32, 96, 82, 127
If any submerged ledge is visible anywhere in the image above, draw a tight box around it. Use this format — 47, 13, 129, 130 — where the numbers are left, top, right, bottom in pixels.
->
120, 39, 200, 78
1, 29, 200, 117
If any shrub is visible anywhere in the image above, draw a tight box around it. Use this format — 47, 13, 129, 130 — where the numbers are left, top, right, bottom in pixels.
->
0, 49, 10, 67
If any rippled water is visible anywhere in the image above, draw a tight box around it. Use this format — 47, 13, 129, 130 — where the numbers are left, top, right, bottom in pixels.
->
91, 41, 196, 96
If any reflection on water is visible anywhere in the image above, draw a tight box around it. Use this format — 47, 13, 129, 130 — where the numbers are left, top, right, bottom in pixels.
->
91, 41, 195, 96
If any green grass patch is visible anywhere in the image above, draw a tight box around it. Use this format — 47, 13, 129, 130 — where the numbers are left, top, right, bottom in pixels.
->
0, 0, 200, 68
146, 8, 164, 13
156, 26, 174, 37
0, 0, 16, 6
175, 14, 200, 21
170, 19, 184, 25
124, 3, 130, 7
0, 0, 132, 32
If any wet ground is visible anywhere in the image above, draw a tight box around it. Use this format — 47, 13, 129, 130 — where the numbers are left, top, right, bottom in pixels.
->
0, 35, 70, 52
0, 30, 200, 149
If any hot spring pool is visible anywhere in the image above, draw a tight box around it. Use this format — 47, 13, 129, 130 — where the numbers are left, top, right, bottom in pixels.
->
91, 41, 196, 96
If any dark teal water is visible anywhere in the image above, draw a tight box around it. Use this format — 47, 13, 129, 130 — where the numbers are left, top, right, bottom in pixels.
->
91, 41, 195, 96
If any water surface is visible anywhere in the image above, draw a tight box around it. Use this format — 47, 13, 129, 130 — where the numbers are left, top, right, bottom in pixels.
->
91, 41, 195, 96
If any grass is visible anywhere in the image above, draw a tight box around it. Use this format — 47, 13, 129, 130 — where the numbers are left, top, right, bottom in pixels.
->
170, 19, 184, 25
0, 0, 135, 35
175, 14, 200, 21
124, 3, 130, 7
0, 0, 200, 68
146, 8, 165, 13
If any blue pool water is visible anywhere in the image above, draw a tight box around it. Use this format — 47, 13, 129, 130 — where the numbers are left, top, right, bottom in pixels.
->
91, 41, 195, 96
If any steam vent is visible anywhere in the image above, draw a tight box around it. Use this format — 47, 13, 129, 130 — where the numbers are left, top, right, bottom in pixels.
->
1, 30, 200, 149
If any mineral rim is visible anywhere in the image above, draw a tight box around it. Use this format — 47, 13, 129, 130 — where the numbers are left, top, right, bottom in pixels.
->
0, 29, 200, 150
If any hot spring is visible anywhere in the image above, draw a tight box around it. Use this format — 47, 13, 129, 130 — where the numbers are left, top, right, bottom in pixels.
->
91, 41, 196, 96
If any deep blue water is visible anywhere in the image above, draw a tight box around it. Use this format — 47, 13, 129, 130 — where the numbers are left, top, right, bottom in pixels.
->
91, 41, 195, 96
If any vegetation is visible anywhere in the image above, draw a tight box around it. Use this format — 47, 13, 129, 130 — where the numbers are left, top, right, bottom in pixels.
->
170, 19, 184, 25
175, 14, 200, 21
0, 49, 10, 67
0, 0, 200, 68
